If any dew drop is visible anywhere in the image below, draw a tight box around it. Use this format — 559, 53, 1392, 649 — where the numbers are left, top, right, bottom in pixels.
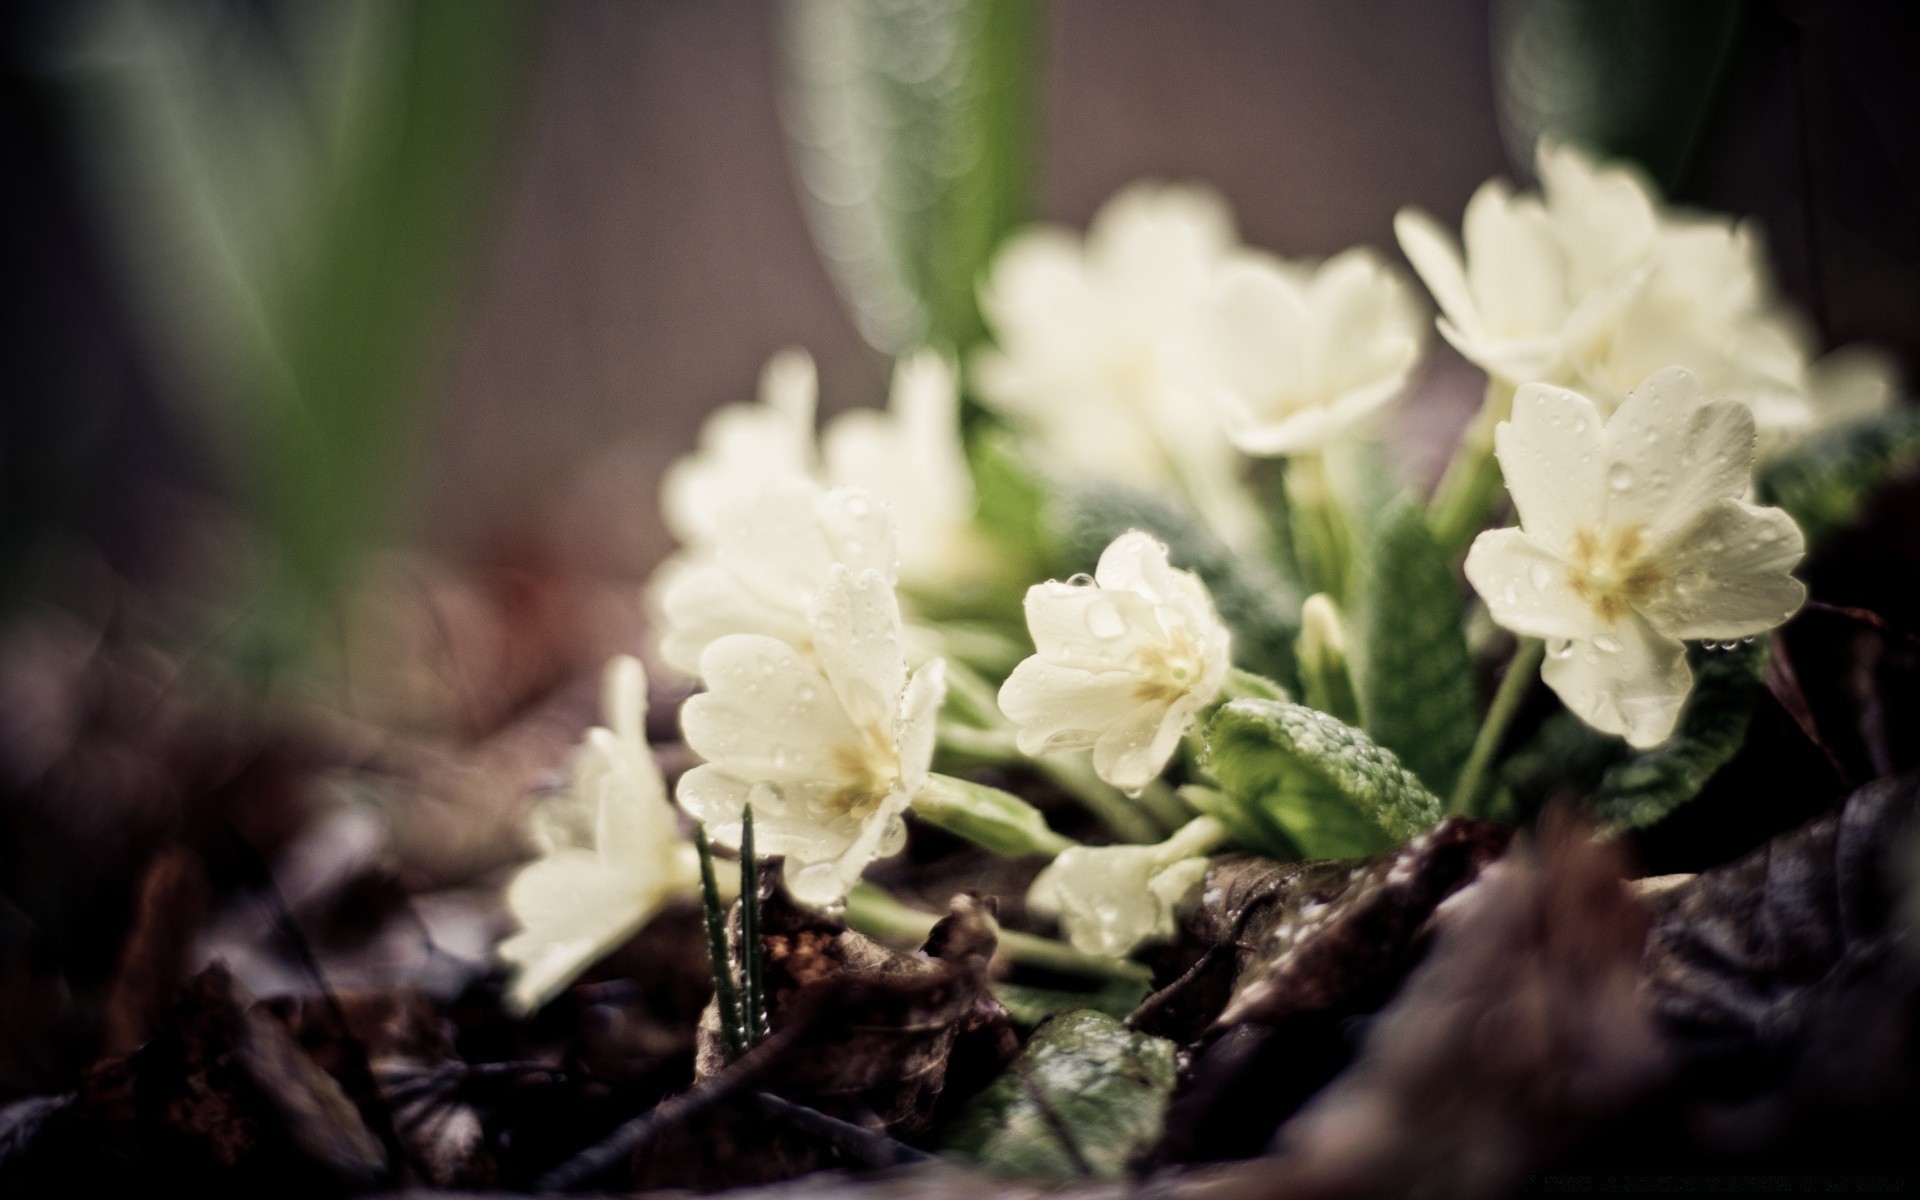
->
1529, 563, 1554, 591
1608, 463, 1635, 491
1503, 582, 1519, 606
748, 781, 783, 809
1086, 600, 1127, 640
796, 683, 817, 702
1594, 633, 1621, 653
843, 493, 870, 517
1066, 572, 1095, 588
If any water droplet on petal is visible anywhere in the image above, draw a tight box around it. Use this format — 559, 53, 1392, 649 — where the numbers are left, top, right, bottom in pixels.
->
1066, 572, 1095, 588
748, 781, 783, 809
1529, 563, 1553, 591
844, 493, 870, 517
1608, 463, 1634, 491
1548, 638, 1574, 660
1594, 633, 1621, 653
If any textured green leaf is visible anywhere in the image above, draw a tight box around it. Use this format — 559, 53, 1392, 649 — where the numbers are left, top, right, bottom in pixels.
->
1204, 699, 1443, 859
1759, 411, 1920, 549
1492, 0, 1743, 188
1586, 639, 1768, 831
939, 1010, 1175, 1180
781, 0, 1037, 353
1354, 498, 1479, 797
1050, 482, 1302, 690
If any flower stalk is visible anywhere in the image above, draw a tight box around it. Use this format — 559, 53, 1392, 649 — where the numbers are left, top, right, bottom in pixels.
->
843, 884, 1152, 984
910, 773, 1077, 858
1449, 637, 1543, 818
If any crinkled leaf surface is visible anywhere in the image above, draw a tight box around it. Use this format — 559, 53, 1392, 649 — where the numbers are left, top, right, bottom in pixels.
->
1051, 482, 1302, 690
939, 1010, 1175, 1180
1759, 410, 1920, 548
1355, 497, 1479, 797
1205, 699, 1443, 858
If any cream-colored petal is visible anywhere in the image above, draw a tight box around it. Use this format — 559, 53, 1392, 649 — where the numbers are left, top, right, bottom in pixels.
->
682, 635, 858, 782
1026, 843, 1168, 957
655, 557, 810, 674
1091, 692, 1189, 794
1464, 528, 1598, 640
1496, 382, 1607, 553
500, 852, 663, 1013
1602, 369, 1755, 543
808, 565, 906, 736
1540, 614, 1691, 748
1395, 207, 1477, 335
1463, 183, 1567, 340
999, 660, 1143, 757
894, 659, 947, 797
1807, 343, 1900, 428
1022, 580, 1164, 672
1639, 501, 1805, 641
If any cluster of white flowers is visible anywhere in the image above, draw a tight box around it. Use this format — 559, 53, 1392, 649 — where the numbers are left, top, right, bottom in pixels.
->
1396, 142, 1895, 452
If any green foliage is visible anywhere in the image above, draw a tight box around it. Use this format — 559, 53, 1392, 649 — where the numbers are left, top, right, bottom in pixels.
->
1204, 699, 1443, 859
990, 980, 1152, 1030
781, 0, 1038, 353
1050, 482, 1303, 690
939, 1010, 1176, 1180
1492, 0, 1743, 188
1585, 639, 1769, 831
1354, 498, 1480, 797
1759, 411, 1920, 549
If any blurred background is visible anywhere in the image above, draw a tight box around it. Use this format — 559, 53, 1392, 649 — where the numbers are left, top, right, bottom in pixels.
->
1, 0, 1917, 1104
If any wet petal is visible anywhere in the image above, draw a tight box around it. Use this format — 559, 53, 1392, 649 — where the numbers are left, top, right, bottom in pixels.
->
1640, 501, 1806, 641
999, 660, 1142, 757
1464, 528, 1597, 640
1540, 615, 1691, 749
809, 565, 907, 735
1495, 383, 1607, 553
1604, 370, 1754, 542
682, 635, 858, 782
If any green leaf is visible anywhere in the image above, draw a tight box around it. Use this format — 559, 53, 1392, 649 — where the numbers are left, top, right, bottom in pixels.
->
938, 1010, 1175, 1180
990, 980, 1151, 1030
1204, 699, 1443, 859
1354, 498, 1479, 796
1585, 639, 1768, 831
1050, 482, 1302, 690
1492, 0, 1743, 189
1759, 411, 1920, 549
781, 0, 1038, 353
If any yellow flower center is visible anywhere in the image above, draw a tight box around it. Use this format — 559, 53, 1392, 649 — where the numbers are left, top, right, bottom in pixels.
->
825, 722, 900, 819
1565, 525, 1663, 624
1130, 629, 1207, 706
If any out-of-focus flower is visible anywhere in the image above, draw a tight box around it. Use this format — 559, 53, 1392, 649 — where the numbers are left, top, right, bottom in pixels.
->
1027, 816, 1226, 957
499, 656, 701, 1013
974, 182, 1257, 541
1396, 142, 1890, 451
661, 348, 819, 547
653, 480, 897, 674
999, 531, 1232, 793
1194, 248, 1425, 457
1464, 368, 1806, 747
823, 350, 984, 586
678, 565, 945, 907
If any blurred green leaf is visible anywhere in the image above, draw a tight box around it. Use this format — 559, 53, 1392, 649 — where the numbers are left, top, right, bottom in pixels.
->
1586, 639, 1768, 831
1050, 481, 1302, 690
782, 0, 1038, 353
989, 979, 1152, 1030
1759, 411, 1920, 549
1492, 0, 1743, 188
1205, 699, 1442, 859
1354, 497, 1479, 797
938, 1010, 1175, 1180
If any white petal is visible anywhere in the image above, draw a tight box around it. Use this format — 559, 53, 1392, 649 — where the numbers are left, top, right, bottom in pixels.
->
1092, 692, 1190, 794
1541, 615, 1691, 748
759, 346, 819, 425
1394, 206, 1476, 334
1639, 501, 1806, 641
1463, 182, 1567, 340
655, 556, 810, 674
500, 851, 662, 1012
1094, 530, 1181, 601
601, 655, 647, 749
1807, 343, 1899, 428
999, 659, 1143, 756
1602, 369, 1755, 543
681, 635, 858, 782
814, 487, 900, 580
894, 659, 947, 797
809, 565, 907, 735
1022, 579, 1163, 672
1496, 383, 1607, 553
1463, 528, 1597, 640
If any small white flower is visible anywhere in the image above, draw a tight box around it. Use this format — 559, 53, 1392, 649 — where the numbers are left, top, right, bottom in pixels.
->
661, 348, 819, 548
998, 531, 1232, 793
499, 656, 701, 1013
823, 350, 984, 586
653, 480, 897, 674
1193, 248, 1425, 457
974, 182, 1259, 542
678, 565, 946, 908
1027, 816, 1225, 957
1464, 367, 1807, 748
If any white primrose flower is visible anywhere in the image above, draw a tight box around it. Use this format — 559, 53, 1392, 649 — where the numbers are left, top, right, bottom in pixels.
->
1027, 816, 1225, 958
499, 656, 702, 1013
999, 531, 1232, 793
678, 564, 946, 908
653, 479, 897, 674
1464, 367, 1807, 748
661, 348, 819, 547
823, 350, 984, 586
1193, 248, 1425, 457
974, 182, 1259, 543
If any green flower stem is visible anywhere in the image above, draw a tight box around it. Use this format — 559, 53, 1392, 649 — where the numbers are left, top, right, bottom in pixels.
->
1428, 380, 1513, 560
939, 657, 1008, 730
739, 806, 764, 1043
694, 824, 745, 1060
1449, 637, 1544, 817
844, 883, 1153, 984
1284, 451, 1352, 602
912, 773, 1077, 858
934, 724, 1169, 844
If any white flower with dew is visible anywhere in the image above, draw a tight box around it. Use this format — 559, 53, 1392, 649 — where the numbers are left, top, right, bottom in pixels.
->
1027, 816, 1226, 958
1463, 367, 1806, 748
998, 531, 1232, 793
823, 350, 984, 586
678, 565, 946, 908
653, 479, 897, 674
973, 181, 1259, 542
499, 656, 701, 1013
660, 348, 819, 548
1193, 248, 1425, 457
